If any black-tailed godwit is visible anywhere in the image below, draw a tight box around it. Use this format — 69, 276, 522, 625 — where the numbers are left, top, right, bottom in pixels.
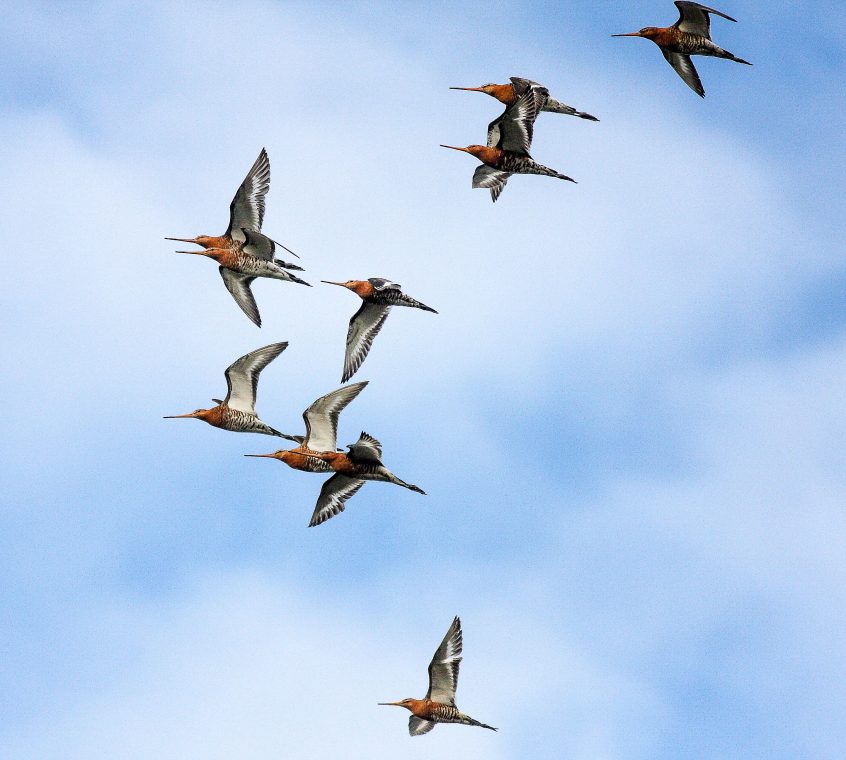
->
441, 88, 576, 202
379, 616, 497, 735
612, 1, 752, 97
321, 278, 437, 382
164, 342, 296, 439
451, 76, 598, 121
246, 383, 425, 526
166, 148, 309, 326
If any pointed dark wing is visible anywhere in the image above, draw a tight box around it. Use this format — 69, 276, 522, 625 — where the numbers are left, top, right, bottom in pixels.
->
226, 148, 270, 241
426, 616, 463, 705
662, 49, 705, 97
408, 717, 436, 736
346, 431, 383, 464
472, 165, 510, 203
223, 342, 287, 413
309, 474, 366, 527
342, 302, 391, 383
241, 228, 275, 260
219, 267, 261, 327
486, 87, 544, 154
509, 76, 544, 92
673, 2, 736, 37
368, 277, 401, 292
302, 382, 368, 452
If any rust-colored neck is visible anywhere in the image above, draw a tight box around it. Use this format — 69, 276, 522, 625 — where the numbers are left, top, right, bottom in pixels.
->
348, 280, 376, 299
468, 145, 505, 166
301, 450, 352, 472
644, 27, 676, 46
196, 234, 231, 249
198, 406, 224, 426
486, 83, 517, 105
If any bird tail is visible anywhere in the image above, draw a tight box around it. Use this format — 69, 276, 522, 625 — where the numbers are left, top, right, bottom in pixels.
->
287, 273, 312, 286
388, 473, 426, 495
271, 428, 302, 443
709, 44, 752, 65
543, 97, 599, 122
274, 259, 305, 271
526, 160, 577, 184
391, 292, 438, 313
458, 713, 497, 731
729, 53, 753, 66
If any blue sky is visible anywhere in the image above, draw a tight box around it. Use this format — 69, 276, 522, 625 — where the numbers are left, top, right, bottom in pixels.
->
1, 1, 845, 757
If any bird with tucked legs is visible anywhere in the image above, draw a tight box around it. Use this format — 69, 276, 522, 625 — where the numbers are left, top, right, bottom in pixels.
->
380, 616, 497, 736
612, 1, 752, 97
321, 278, 437, 383
246, 382, 425, 527
164, 342, 297, 439
166, 148, 309, 327
442, 87, 576, 202
451, 76, 599, 122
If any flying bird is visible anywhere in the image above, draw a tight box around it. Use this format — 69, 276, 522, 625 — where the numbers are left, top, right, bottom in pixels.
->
379, 616, 497, 736
612, 2, 752, 97
451, 76, 599, 122
441, 88, 576, 202
321, 278, 437, 382
246, 383, 425, 527
164, 342, 297, 439
166, 148, 309, 326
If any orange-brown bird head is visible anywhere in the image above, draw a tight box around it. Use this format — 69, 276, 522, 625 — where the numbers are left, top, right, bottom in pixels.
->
320, 280, 374, 299
449, 82, 515, 105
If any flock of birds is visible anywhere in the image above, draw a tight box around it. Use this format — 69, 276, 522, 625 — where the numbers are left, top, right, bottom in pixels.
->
164, 1, 750, 738
443, 1, 751, 201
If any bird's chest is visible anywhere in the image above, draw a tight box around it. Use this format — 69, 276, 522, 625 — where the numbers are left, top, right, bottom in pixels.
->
665, 31, 705, 54
429, 702, 458, 722
499, 153, 528, 172
289, 453, 334, 473
220, 408, 256, 431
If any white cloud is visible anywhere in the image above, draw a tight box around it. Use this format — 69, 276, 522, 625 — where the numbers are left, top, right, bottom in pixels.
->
2, 2, 845, 759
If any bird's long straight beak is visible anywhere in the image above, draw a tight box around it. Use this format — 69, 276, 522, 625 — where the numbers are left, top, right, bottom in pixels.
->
378, 701, 404, 707
164, 237, 197, 243
611, 32, 641, 37
449, 86, 484, 91
174, 250, 205, 255
244, 453, 277, 458
440, 145, 468, 152
320, 280, 345, 287
163, 413, 195, 419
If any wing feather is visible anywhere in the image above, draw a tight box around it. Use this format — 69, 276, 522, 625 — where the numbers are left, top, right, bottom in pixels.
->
346, 431, 383, 464
342, 302, 391, 383
219, 267, 261, 327
674, 1, 737, 37
472, 165, 510, 203
226, 148, 271, 241
309, 474, 366, 527
426, 616, 463, 705
486, 87, 545, 154
240, 228, 275, 260
662, 49, 705, 97
408, 716, 436, 736
302, 382, 368, 452
223, 342, 287, 413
